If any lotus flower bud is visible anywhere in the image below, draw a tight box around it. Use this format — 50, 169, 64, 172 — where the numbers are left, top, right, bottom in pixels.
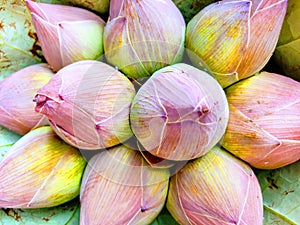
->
272, 0, 300, 81
25, 0, 105, 72
0, 126, 86, 208
222, 72, 300, 169
0, 0, 43, 80
167, 146, 264, 225
34, 60, 135, 150
0, 63, 54, 135
186, 0, 288, 88
172, 0, 217, 23
0, 126, 21, 161
130, 63, 229, 161
80, 145, 170, 225
104, 0, 186, 79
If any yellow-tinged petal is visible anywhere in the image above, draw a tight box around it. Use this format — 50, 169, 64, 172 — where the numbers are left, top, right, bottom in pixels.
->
167, 147, 263, 225
222, 72, 300, 169
0, 126, 86, 208
104, 0, 185, 79
104, 16, 149, 77
186, 0, 250, 87
80, 145, 169, 225
58, 20, 104, 66
236, 0, 288, 79
222, 104, 281, 163
186, 0, 288, 87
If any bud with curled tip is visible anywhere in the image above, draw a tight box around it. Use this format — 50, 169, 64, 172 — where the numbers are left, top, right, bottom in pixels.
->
222, 72, 300, 169
25, 0, 105, 72
167, 146, 264, 225
130, 63, 229, 161
34, 60, 136, 150
80, 145, 170, 225
104, 0, 186, 79
0, 126, 86, 208
186, 0, 288, 88
0, 63, 54, 135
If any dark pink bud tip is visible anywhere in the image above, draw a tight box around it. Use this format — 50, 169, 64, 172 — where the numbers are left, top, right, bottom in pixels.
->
34, 95, 49, 113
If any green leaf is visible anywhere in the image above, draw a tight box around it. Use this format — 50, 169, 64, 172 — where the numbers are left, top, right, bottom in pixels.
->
0, 198, 80, 225
0, 126, 21, 161
0, 0, 43, 81
273, 39, 300, 82
172, 0, 217, 23
272, 0, 300, 81
255, 161, 300, 225
149, 207, 179, 225
0, 126, 21, 147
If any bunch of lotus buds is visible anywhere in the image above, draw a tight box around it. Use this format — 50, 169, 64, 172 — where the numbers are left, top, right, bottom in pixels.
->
0, 0, 299, 224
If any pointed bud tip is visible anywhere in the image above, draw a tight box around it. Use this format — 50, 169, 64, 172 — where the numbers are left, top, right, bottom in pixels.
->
25, 0, 37, 11
34, 94, 48, 113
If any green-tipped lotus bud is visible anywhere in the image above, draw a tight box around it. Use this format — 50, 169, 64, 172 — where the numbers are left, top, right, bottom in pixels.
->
0, 126, 86, 208
25, 0, 105, 72
104, 0, 186, 79
167, 146, 264, 225
172, 0, 217, 23
0, 63, 54, 135
186, 0, 288, 88
34, 60, 135, 150
80, 145, 170, 225
273, 0, 300, 81
0, 126, 21, 161
222, 72, 300, 169
0, 0, 43, 80
130, 63, 229, 161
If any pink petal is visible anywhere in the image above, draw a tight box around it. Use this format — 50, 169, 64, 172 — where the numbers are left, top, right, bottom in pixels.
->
57, 21, 104, 67
30, 13, 62, 71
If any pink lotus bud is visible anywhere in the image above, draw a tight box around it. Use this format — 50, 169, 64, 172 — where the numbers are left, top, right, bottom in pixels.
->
34, 60, 136, 150
25, 0, 105, 71
130, 63, 229, 161
186, 0, 288, 87
167, 146, 264, 225
104, 0, 186, 79
0, 126, 86, 208
80, 145, 170, 225
0, 63, 53, 135
222, 72, 300, 169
